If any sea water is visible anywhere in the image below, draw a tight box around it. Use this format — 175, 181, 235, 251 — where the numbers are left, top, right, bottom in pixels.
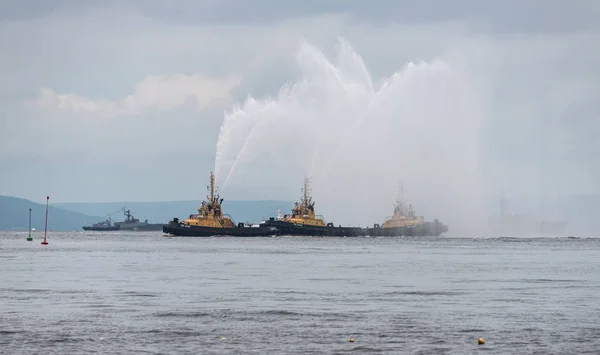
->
1, 231, 599, 354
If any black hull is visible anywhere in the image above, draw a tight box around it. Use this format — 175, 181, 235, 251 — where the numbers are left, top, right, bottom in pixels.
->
263, 220, 448, 237
263, 220, 369, 236
162, 221, 278, 237
162, 218, 448, 237
118, 223, 163, 231
372, 221, 448, 237
82, 226, 119, 231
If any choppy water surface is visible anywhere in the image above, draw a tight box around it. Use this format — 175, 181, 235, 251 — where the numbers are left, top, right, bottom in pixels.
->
1, 232, 599, 354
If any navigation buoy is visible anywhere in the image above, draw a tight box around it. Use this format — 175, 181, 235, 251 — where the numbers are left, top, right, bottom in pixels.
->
478, 337, 485, 345
347, 337, 354, 343
41, 196, 49, 245
27, 208, 33, 241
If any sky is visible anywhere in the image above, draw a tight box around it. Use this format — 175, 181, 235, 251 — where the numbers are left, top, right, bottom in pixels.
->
1, 0, 599, 218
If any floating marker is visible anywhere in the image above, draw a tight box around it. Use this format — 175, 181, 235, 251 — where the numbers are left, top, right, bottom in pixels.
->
27, 208, 33, 241
41, 196, 49, 245
478, 337, 485, 345
347, 337, 354, 343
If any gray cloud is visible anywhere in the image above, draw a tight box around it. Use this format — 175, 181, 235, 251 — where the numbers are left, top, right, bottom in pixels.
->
2, 0, 598, 33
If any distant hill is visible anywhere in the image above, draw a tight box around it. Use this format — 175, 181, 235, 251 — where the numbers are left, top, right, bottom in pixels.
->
53, 200, 295, 225
0, 195, 103, 231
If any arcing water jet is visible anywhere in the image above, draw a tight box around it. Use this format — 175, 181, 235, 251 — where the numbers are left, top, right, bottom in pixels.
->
214, 37, 486, 234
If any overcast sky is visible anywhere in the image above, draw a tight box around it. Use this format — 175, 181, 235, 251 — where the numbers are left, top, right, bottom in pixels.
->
1, 0, 599, 211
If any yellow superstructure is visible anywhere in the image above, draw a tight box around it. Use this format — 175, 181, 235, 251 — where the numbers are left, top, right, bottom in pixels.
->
183, 171, 235, 228
382, 182, 425, 229
281, 176, 327, 227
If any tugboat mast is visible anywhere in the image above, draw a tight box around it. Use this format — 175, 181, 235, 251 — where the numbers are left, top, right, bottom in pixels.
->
200, 171, 224, 218
395, 180, 407, 216
302, 175, 311, 205
207, 171, 216, 202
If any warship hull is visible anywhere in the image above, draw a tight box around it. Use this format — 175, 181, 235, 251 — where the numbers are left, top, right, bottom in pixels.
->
118, 223, 163, 231
82, 225, 119, 231
263, 220, 369, 236
162, 221, 278, 237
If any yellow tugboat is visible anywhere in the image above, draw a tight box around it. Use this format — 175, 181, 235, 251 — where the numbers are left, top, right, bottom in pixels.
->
262, 176, 370, 236
376, 182, 448, 236
163, 172, 278, 237
281, 176, 327, 227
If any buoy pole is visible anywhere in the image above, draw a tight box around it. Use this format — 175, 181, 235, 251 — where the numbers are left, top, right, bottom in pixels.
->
41, 196, 49, 245
27, 208, 33, 241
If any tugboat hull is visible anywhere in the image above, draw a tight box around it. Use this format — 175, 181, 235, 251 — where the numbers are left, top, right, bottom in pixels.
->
163, 220, 278, 237
371, 221, 448, 237
263, 220, 369, 237
262, 219, 448, 237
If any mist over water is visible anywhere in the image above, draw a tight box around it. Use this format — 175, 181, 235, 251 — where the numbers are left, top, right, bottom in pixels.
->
214, 38, 487, 234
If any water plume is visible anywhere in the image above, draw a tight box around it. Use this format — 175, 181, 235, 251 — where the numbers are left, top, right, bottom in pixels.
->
214, 38, 486, 234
